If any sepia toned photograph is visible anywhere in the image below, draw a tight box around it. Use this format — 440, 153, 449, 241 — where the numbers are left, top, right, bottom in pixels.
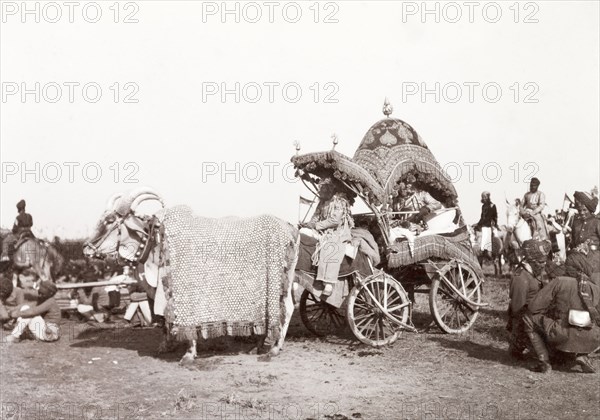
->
1, 1, 599, 419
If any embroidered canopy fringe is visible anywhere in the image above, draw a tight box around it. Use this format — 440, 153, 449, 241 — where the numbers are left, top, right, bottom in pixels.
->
291, 150, 386, 205
157, 206, 293, 342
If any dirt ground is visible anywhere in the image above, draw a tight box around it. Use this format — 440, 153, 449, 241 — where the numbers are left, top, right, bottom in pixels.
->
1, 274, 599, 420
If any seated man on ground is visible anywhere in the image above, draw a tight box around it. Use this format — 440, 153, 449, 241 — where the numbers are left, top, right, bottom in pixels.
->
0, 275, 25, 330
4, 277, 61, 344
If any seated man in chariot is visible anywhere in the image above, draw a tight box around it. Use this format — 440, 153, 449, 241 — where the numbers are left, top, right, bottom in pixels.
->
389, 182, 457, 242
299, 177, 355, 296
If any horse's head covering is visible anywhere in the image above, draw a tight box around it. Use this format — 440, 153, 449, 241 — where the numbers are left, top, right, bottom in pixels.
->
16, 199, 26, 211
530, 177, 540, 186
574, 191, 597, 212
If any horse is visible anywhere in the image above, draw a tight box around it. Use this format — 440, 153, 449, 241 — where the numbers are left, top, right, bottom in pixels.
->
503, 199, 533, 272
83, 187, 300, 364
0, 230, 64, 285
467, 225, 504, 277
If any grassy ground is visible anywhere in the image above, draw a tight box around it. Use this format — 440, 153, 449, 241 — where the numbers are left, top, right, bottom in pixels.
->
1, 267, 599, 420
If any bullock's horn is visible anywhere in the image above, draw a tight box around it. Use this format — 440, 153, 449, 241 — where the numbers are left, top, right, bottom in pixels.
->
131, 193, 164, 212
106, 193, 124, 211
114, 187, 162, 216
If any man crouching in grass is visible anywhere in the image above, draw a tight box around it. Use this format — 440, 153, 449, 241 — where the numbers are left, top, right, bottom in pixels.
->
3, 273, 61, 344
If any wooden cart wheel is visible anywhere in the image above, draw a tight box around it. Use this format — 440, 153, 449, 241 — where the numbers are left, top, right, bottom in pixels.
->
299, 289, 346, 337
346, 273, 410, 347
429, 261, 481, 334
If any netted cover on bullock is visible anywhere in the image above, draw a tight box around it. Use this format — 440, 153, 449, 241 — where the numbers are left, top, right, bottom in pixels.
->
157, 206, 295, 341
291, 150, 385, 205
387, 227, 483, 279
352, 117, 458, 207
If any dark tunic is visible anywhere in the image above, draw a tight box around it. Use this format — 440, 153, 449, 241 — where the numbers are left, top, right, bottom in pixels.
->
477, 202, 497, 228
12, 212, 33, 235
509, 268, 541, 315
571, 215, 600, 248
527, 276, 600, 353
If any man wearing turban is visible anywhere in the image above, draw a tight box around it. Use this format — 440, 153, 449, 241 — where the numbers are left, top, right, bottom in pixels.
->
521, 178, 549, 241
523, 257, 600, 374
475, 191, 498, 256
1, 200, 34, 263
507, 239, 552, 359
300, 177, 355, 296
566, 191, 600, 275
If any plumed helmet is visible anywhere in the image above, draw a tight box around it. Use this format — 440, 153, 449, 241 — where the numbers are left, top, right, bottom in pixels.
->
481, 191, 491, 199
522, 239, 551, 276
16, 199, 26, 211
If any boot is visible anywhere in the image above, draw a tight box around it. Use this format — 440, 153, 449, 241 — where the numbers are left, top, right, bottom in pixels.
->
527, 331, 552, 373
575, 355, 596, 373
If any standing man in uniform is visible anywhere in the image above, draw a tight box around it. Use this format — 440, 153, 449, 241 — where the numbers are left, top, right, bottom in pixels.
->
1, 200, 34, 263
521, 178, 549, 241
476, 191, 498, 258
565, 191, 600, 275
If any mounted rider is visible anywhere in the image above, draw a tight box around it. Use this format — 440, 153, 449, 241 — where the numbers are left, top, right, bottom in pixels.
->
521, 178, 549, 241
1, 200, 34, 263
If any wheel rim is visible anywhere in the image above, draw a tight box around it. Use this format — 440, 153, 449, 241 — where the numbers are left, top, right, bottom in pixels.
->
430, 263, 481, 334
347, 274, 410, 347
299, 290, 345, 337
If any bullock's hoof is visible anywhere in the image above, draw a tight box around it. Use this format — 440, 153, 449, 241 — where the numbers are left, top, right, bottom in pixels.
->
179, 352, 195, 366
257, 354, 272, 362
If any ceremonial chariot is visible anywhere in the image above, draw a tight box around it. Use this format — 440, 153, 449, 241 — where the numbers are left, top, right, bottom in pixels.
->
292, 102, 487, 347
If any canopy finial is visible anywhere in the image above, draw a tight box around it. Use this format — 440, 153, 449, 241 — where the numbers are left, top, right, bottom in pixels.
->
382, 97, 393, 117
293, 140, 301, 155
331, 133, 339, 149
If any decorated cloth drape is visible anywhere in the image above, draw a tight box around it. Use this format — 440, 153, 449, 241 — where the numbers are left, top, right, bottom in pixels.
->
157, 206, 295, 341
387, 227, 483, 279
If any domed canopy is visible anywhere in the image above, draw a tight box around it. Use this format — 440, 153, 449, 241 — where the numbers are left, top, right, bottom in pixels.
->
352, 113, 458, 207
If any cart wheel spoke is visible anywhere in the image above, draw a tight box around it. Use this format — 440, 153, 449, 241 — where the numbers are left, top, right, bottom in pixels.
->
300, 289, 346, 337
347, 274, 410, 347
430, 262, 481, 334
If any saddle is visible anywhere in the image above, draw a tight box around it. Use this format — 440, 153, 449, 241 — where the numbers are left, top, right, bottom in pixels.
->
14, 230, 35, 251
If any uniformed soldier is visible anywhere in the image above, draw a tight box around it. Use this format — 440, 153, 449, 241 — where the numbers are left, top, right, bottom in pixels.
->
523, 256, 600, 373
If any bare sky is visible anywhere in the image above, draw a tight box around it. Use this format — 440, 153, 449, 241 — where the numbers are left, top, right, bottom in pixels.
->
1, 0, 599, 239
